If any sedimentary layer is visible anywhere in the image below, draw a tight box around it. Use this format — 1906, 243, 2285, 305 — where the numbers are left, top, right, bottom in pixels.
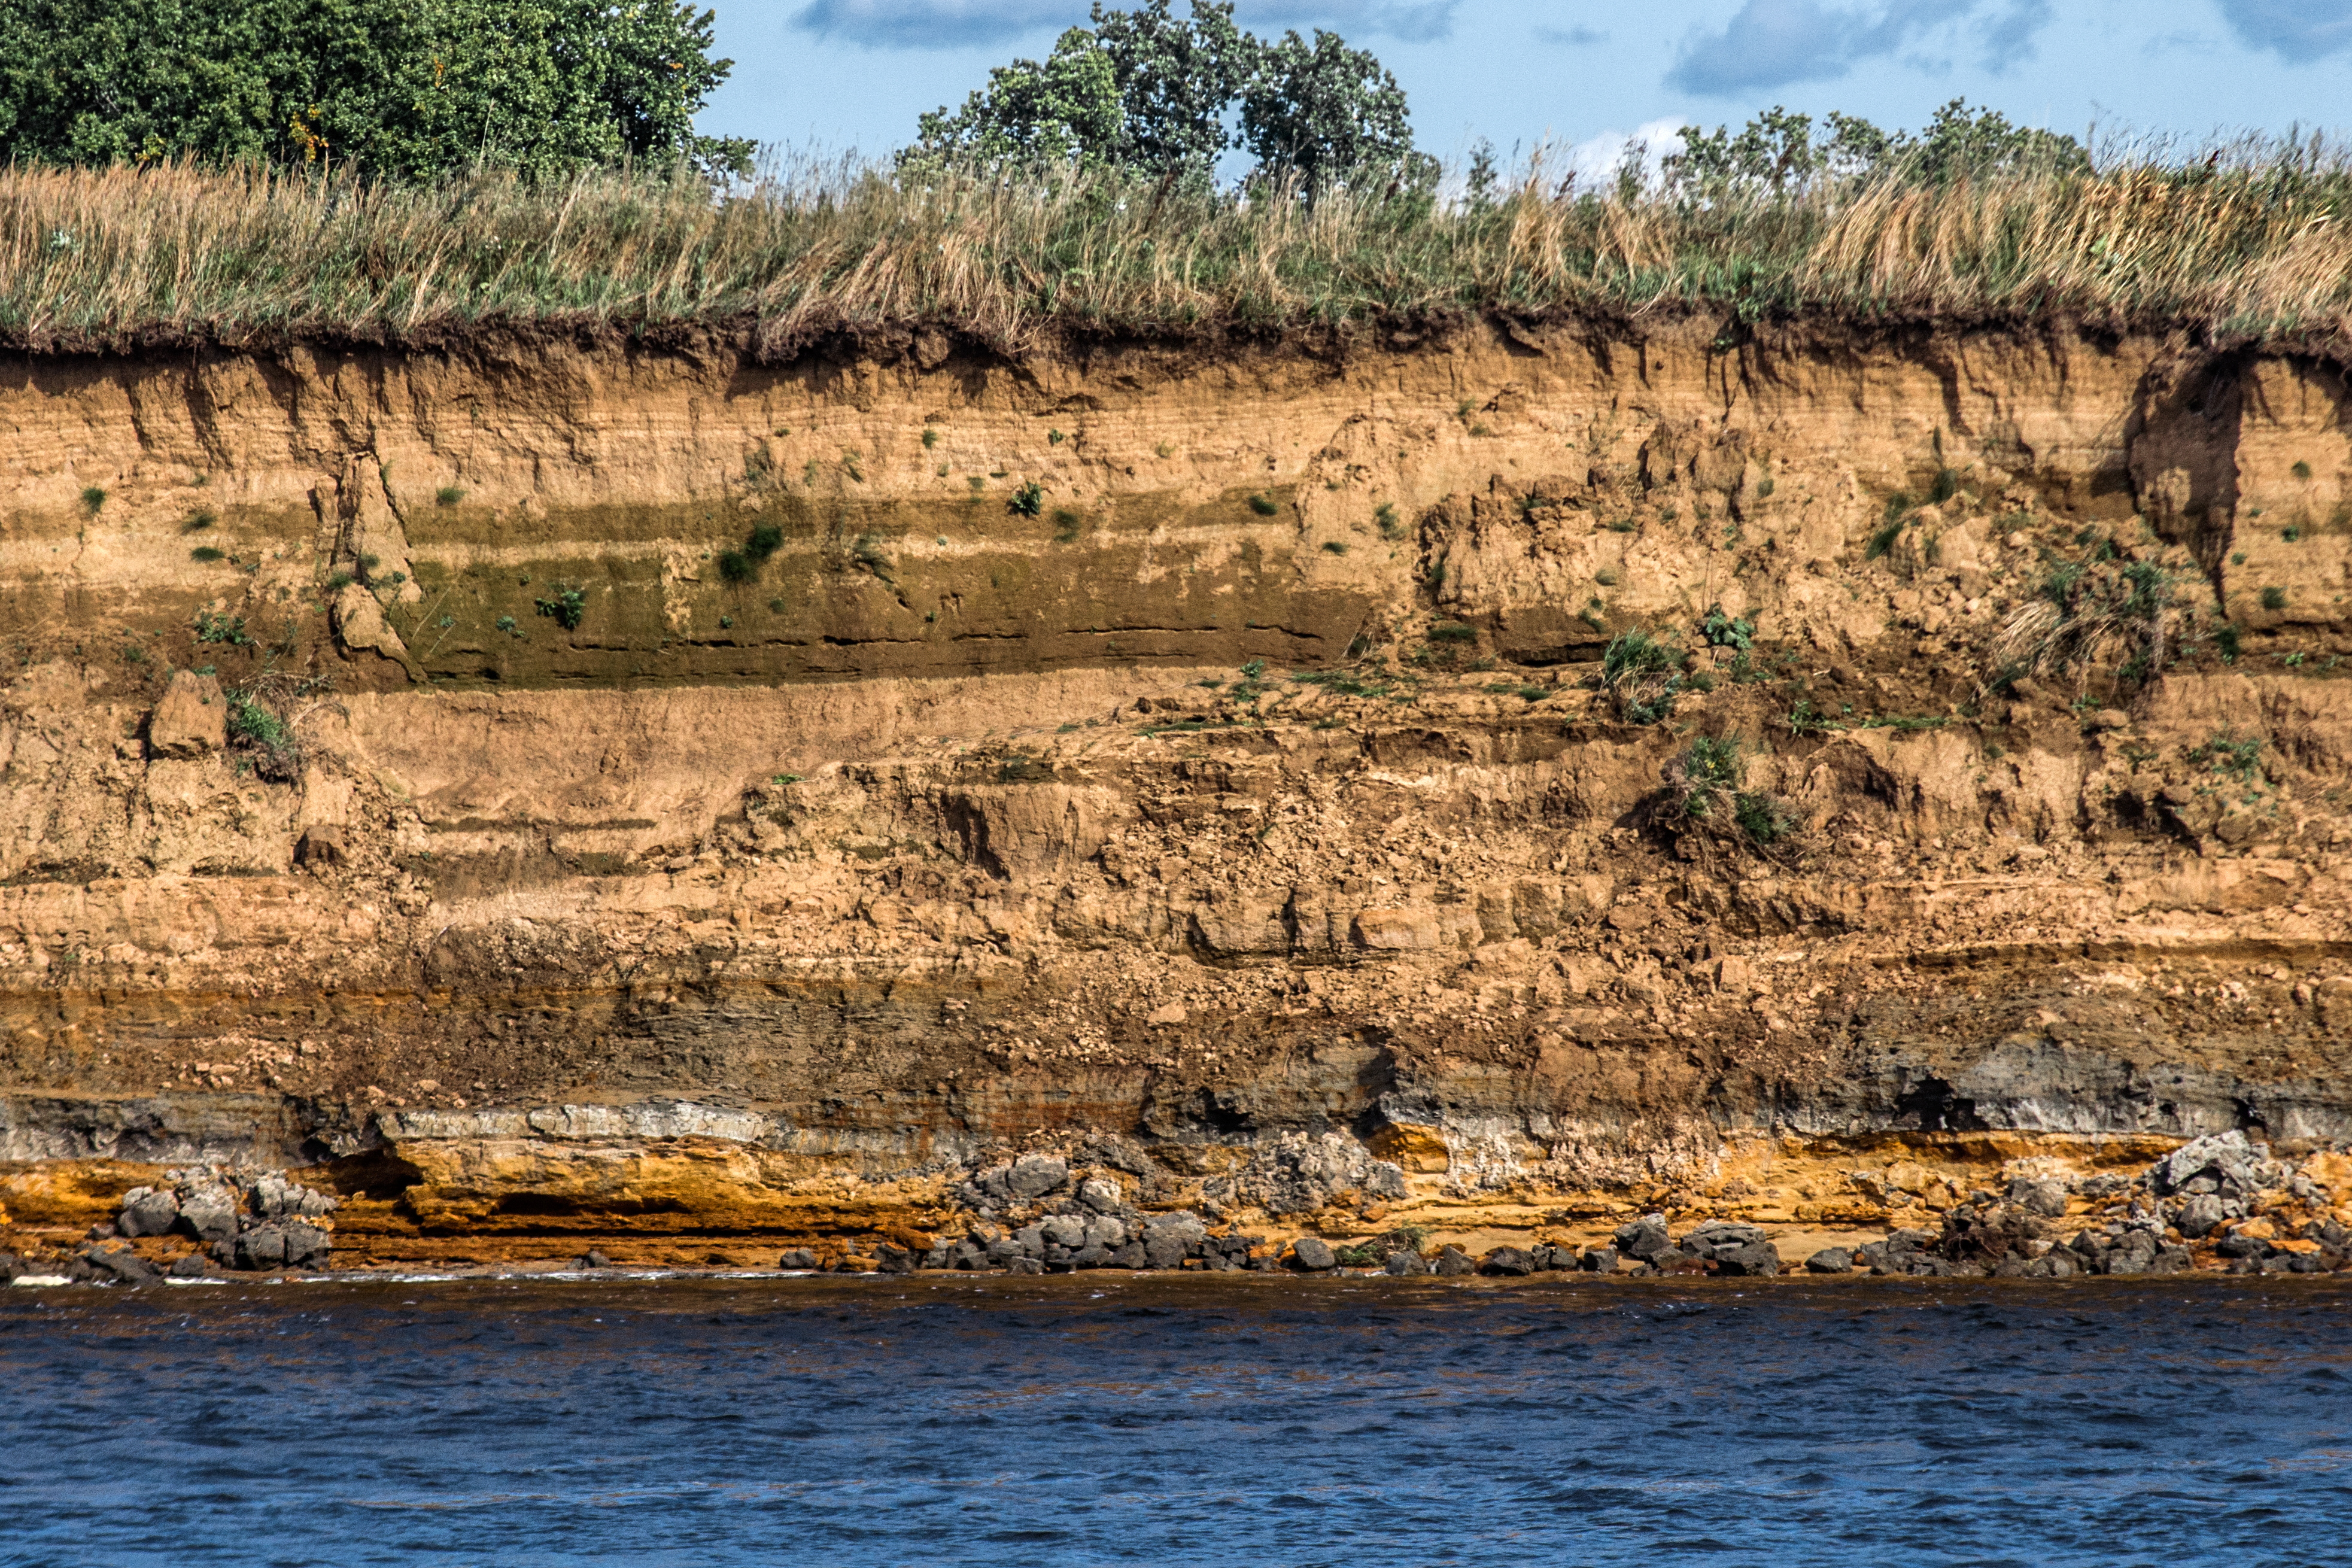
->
1, 316, 2348, 1272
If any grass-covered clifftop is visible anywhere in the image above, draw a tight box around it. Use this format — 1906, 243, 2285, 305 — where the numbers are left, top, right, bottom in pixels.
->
4, 145, 2351, 352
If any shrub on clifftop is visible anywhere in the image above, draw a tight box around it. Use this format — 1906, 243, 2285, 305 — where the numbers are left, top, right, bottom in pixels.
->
0, 0, 751, 178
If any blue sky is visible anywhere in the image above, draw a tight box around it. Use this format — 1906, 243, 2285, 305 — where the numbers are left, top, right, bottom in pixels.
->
701, 0, 2351, 172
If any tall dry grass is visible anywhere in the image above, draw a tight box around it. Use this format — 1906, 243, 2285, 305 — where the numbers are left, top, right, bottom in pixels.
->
2, 147, 2349, 350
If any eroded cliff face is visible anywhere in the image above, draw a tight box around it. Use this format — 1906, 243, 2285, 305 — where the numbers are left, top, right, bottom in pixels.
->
1, 318, 2348, 1271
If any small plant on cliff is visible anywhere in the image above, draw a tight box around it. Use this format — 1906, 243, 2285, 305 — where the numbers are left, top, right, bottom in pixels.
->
81, 486, 106, 515
1600, 629, 1682, 725
2189, 731, 2264, 784
1985, 557, 2180, 694
1248, 492, 1280, 516
1375, 502, 1404, 539
222, 670, 333, 784
194, 610, 252, 647
847, 532, 895, 583
190, 545, 225, 563
533, 584, 588, 631
995, 752, 1052, 783
436, 486, 467, 507
1008, 481, 1044, 517
719, 521, 786, 584
1662, 736, 1798, 862
1700, 603, 1755, 652
1051, 507, 1083, 543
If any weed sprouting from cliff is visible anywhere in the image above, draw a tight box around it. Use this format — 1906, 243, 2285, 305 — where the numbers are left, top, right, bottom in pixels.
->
1984, 556, 2181, 694
8, 135, 2352, 348
533, 584, 588, 631
1602, 630, 1683, 725
1661, 737, 1798, 864
719, 522, 785, 584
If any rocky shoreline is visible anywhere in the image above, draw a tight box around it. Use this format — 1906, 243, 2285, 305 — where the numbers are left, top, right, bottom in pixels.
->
8, 1131, 2347, 1290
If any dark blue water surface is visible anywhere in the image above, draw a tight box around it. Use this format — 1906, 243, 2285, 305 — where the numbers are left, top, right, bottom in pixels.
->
4, 1272, 2349, 1567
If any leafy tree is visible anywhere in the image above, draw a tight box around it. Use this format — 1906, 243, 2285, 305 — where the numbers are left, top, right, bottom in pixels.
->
1670, 99, 2088, 195
1085, 0, 1257, 179
902, 1, 1419, 190
0, 0, 751, 179
1239, 29, 1412, 188
902, 27, 1123, 170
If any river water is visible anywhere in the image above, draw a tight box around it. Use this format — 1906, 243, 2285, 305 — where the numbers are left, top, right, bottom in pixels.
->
4, 1272, 2347, 1566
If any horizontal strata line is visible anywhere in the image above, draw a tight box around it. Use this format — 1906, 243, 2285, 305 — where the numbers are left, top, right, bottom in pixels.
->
1902, 937, 2352, 969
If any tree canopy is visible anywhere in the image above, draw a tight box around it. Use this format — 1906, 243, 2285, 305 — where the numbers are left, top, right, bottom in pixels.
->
900, 0, 1417, 189
1670, 101, 2090, 195
0, 0, 752, 179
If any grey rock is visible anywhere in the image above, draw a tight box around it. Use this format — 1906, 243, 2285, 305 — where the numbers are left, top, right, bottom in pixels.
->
118, 1187, 180, 1238
2175, 1193, 2227, 1239
1385, 1250, 1429, 1276
1679, 1221, 1768, 1252
2044, 1248, 2080, 1279
282, 1221, 331, 1269
176, 1186, 239, 1244
168, 1254, 216, 1279
2149, 1247, 2194, 1275
983, 1236, 1023, 1266
85, 1250, 159, 1288
1480, 1246, 1535, 1277
2151, 1131, 2271, 1196
250, 1171, 335, 1221
1142, 1211, 1205, 1246
1007, 1257, 1044, 1275
235, 1226, 288, 1271
1215, 1132, 1409, 1218
1014, 1225, 1047, 1259
1613, 1215, 1672, 1260
1076, 1177, 1124, 1214
1069, 1242, 1109, 1269
1432, 1245, 1475, 1277
85, 1245, 160, 1284
1290, 1237, 1336, 1271
1142, 1235, 1189, 1269
1081, 1216, 1128, 1250
1713, 1241, 1782, 1277
1108, 1242, 1147, 1269
0, 1252, 20, 1283
578, 1249, 613, 1270
1534, 1244, 1575, 1271
1806, 1247, 1853, 1274
1578, 1247, 1619, 1274
1041, 1214, 1089, 1248
779, 1248, 820, 1270
2005, 1177, 2070, 1218
875, 1244, 915, 1275
1005, 1154, 1069, 1202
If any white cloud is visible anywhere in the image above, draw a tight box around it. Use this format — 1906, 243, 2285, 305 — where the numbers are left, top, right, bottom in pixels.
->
1561, 118, 1688, 192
